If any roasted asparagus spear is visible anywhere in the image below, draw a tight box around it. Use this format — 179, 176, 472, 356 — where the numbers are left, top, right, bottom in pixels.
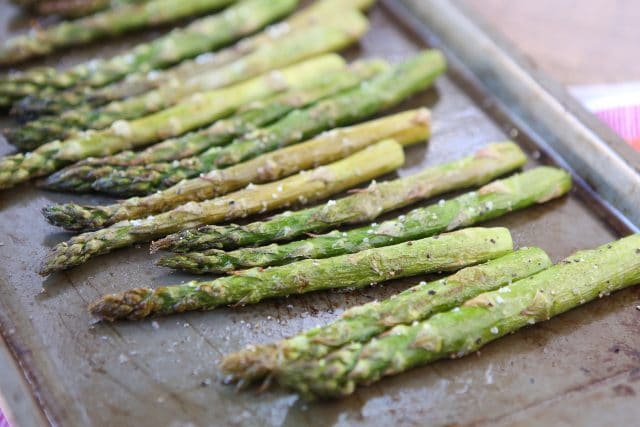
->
221, 248, 551, 383
39, 139, 405, 275
9, 10, 369, 149
43, 109, 427, 231
41, 60, 388, 191
151, 142, 525, 254
84, 50, 447, 196
89, 227, 513, 321
0, 55, 345, 190
159, 167, 571, 273
16, 0, 142, 17
0, 0, 298, 101
273, 233, 640, 399
8, 0, 375, 117
0, 0, 236, 65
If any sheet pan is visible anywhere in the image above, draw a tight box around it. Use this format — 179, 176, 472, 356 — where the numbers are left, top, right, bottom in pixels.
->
0, 1, 639, 425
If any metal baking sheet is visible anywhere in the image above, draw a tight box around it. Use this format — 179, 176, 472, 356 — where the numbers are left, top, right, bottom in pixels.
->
1, 1, 639, 426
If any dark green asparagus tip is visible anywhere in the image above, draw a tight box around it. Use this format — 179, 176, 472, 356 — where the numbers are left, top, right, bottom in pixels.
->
91, 168, 168, 197
89, 288, 157, 322
41, 166, 98, 193
41, 203, 110, 231
150, 226, 226, 253
10, 96, 50, 122
5, 118, 67, 151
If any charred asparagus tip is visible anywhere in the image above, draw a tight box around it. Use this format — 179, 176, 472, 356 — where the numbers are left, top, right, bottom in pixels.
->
88, 288, 156, 322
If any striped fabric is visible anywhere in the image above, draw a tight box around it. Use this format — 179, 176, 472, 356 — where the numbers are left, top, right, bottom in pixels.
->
571, 82, 640, 152
596, 105, 640, 151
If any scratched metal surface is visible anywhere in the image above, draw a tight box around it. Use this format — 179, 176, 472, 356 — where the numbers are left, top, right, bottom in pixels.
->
0, 2, 639, 427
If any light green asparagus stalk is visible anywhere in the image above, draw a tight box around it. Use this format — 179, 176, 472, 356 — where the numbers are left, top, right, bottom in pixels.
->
221, 248, 551, 384
0, 0, 236, 65
159, 167, 571, 273
43, 110, 427, 231
0, 0, 298, 102
151, 142, 524, 254
7, 0, 375, 117
9, 11, 369, 150
0, 55, 345, 190
88, 50, 447, 197
41, 60, 388, 192
276, 233, 640, 400
38, 139, 405, 275
89, 227, 513, 321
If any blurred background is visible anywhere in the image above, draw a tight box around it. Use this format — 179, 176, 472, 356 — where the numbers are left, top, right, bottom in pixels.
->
460, 0, 640, 150
460, 0, 640, 84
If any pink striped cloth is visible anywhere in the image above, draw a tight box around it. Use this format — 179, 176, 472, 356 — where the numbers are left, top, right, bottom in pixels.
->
596, 105, 640, 151
571, 82, 640, 151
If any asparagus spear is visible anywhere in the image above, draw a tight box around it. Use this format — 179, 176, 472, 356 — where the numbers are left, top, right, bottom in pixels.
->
21, 0, 113, 17
1, 0, 298, 99
89, 50, 447, 196
9, 10, 369, 149
276, 233, 640, 400
41, 60, 388, 192
43, 110, 427, 231
39, 139, 405, 275
0, 55, 345, 190
9, 0, 375, 117
0, 0, 236, 65
151, 142, 525, 254
221, 248, 551, 383
90, 227, 513, 321
19, 0, 142, 17
159, 167, 571, 273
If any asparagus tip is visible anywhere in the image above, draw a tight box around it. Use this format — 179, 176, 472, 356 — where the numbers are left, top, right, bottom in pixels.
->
150, 237, 172, 254
219, 344, 278, 383
41, 203, 109, 231
155, 255, 185, 269
88, 288, 156, 322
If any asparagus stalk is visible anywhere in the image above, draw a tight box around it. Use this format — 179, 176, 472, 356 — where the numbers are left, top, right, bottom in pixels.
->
89, 50, 447, 196
8, 0, 375, 117
39, 139, 405, 275
0, 0, 298, 100
43, 110, 427, 231
41, 60, 388, 192
22, 0, 113, 17
221, 248, 551, 383
0, 55, 345, 190
89, 227, 513, 321
276, 233, 640, 400
159, 167, 571, 273
19, 0, 142, 17
151, 142, 525, 254
0, 0, 236, 65
9, 11, 369, 149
